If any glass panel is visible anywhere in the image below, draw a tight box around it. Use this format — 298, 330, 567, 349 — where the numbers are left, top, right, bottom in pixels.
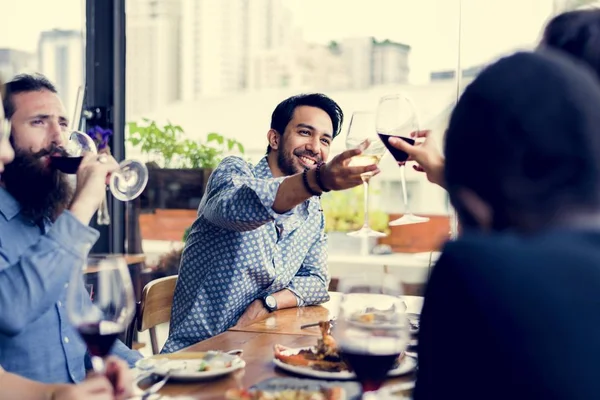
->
125, 0, 462, 291
0, 1, 86, 114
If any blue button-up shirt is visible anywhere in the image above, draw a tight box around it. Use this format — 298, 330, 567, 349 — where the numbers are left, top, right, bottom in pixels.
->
0, 187, 141, 384
163, 156, 330, 353
163, 157, 329, 352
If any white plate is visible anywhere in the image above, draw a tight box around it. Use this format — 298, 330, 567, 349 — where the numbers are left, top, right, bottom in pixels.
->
273, 347, 416, 380
135, 352, 245, 382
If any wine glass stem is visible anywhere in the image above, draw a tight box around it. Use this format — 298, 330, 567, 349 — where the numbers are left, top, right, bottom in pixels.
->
400, 165, 410, 215
97, 192, 111, 225
362, 177, 370, 229
90, 355, 106, 373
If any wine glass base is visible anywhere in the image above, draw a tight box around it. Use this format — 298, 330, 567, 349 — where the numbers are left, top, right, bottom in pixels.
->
347, 227, 387, 238
389, 215, 430, 226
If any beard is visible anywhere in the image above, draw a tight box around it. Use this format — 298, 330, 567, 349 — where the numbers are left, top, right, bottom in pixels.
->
277, 147, 323, 176
1, 144, 73, 223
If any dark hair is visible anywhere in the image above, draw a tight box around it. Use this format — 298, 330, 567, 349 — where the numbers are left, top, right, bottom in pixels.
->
445, 50, 600, 229
267, 93, 343, 153
542, 9, 600, 80
3, 73, 58, 119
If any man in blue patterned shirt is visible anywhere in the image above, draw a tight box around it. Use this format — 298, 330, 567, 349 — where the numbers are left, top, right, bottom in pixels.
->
164, 93, 380, 352
0, 74, 141, 383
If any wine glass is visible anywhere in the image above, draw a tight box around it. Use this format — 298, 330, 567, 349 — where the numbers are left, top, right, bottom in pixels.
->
346, 111, 388, 238
377, 94, 430, 226
333, 274, 409, 397
61, 131, 149, 202
66, 254, 135, 373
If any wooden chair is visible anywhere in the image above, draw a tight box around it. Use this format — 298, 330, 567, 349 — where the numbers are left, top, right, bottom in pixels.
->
135, 275, 178, 354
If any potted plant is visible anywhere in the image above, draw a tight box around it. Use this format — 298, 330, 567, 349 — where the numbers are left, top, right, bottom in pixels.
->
321, 186, 389, 256
126, 119, 245, 211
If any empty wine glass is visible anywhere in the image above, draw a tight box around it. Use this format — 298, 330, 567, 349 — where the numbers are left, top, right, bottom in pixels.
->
66, 254, 135, 373
377, 94, 429, 226
333, 274, 409, 397
346, 111, 388, 238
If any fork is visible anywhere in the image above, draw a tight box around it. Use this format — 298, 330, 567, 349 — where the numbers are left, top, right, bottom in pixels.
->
140, 371, 171, 400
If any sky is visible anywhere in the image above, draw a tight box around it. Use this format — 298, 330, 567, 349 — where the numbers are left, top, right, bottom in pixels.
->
0, 0, 556, 83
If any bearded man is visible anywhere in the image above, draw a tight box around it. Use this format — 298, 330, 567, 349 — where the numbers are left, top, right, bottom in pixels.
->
163, 93, 379, 352
0, 74, 141, 383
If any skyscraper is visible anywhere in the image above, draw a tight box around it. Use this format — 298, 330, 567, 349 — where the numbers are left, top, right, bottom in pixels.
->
37, 29, 84, 115
126, 0, 183, 117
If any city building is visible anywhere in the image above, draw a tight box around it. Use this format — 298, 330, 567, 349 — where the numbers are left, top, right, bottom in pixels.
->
37, 29, 84, 115
126, 0, 182, 116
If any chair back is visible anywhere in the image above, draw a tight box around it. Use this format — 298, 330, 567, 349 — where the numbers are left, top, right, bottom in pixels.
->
137, 275, 178, 332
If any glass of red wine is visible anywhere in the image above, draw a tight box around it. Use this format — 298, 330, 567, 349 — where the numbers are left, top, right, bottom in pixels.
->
51, 130, 149, 225
66, 254, 135, 373
333, 274, 409, 397
377, 94, 430, 226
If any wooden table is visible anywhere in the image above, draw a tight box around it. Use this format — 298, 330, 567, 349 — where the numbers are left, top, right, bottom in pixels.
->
228, 294, 341, 337
145, 331, 414, 399
229, 293, 423, 337
144, 293, 421, 399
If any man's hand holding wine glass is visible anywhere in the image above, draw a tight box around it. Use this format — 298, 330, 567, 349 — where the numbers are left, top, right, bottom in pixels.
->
319, 141, 381, 191
68, 152, 120, 225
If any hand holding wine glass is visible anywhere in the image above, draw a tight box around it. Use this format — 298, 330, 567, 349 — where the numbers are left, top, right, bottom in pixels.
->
377, 94, 430, 226
66, 255, 135, 375
388, 130, 446, 188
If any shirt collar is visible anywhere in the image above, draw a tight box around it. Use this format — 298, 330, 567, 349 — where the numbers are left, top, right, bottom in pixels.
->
0, 187, 21, 221
253, 156, 274, 180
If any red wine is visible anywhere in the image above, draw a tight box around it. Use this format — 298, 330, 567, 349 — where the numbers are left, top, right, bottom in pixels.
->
378, 133, 415, 163
51, 156, 83, 174
77, 322, 123, 357
340, 349, 400, 392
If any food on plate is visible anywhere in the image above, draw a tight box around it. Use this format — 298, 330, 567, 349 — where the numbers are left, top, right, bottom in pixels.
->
273, 321, 403, 373
225, 387, 346, 400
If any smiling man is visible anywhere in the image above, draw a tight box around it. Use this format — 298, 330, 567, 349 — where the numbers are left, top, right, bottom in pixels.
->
163, 93, 379, 352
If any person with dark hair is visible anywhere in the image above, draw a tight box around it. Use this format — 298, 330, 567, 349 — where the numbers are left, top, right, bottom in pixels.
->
163, 93, 379, 352
414, 51, 600, 399
0, 73, 141, 384
388, 8, 600, 193
541, 8, 600, 80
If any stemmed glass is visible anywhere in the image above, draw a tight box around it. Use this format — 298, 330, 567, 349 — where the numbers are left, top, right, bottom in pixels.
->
66, 255, 135, 373
51, 130, 149, 224
377, 94, 429, 226
346, 111, 388, 237
333, 274, 409, 397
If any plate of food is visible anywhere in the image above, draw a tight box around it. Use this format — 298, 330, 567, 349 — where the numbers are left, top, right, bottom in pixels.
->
272, 321, 416, 380
225, 386, 346, 400
135, 351, 245, 381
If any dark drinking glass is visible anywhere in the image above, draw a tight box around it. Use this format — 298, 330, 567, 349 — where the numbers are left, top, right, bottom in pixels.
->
333, 274, 409, 397
376, 94, 429, 226
67, 255, 135, 372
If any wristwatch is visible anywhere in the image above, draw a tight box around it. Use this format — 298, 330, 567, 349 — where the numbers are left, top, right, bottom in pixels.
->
262, 295, 278, 312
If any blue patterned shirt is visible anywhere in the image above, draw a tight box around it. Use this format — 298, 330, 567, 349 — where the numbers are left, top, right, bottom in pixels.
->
0, 188, 141, 383
163, 156, 330, 353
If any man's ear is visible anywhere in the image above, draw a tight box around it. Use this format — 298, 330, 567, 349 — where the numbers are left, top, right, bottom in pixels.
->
267, 129, 280, 151
455, 188, 493, 231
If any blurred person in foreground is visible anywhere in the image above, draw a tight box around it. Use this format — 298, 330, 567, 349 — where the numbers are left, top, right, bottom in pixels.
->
391, 8, 600, 191
163, 93, 380, 352
0, 79, 132, 400
0, 73, 141, 383
415, 50, 600, 399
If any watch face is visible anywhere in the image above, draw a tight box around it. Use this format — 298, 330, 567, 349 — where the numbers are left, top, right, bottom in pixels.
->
265, 296, 277, 309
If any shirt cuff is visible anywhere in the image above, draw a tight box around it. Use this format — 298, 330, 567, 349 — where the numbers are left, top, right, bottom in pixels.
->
286, 287, 305, 307
47, 211, 100, 259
